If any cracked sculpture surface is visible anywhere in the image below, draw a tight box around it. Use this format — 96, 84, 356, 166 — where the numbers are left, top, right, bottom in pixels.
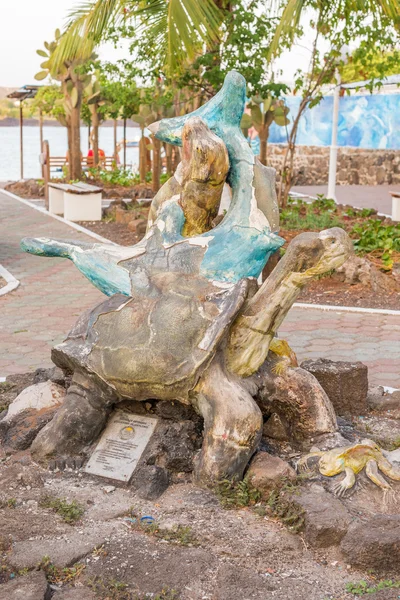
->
21, 71, 353, 483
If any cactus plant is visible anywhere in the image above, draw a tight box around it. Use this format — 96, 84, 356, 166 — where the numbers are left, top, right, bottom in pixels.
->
246, 96, 290, 166
35, 30, 95, 180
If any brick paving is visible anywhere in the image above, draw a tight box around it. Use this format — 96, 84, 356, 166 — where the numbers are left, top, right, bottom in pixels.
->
1, 191, 399, 388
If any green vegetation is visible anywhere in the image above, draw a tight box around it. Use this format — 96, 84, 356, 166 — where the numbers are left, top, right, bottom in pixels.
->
281, 195, 400, 270
39, 495, 85, 524
0, 497, 17, 509
346, 579, 400, 595
88, 576, 179, 600
266, 478, 305, 533
215, 476, 262, 509
39, 555, 85, 585
352, 219, 400, 270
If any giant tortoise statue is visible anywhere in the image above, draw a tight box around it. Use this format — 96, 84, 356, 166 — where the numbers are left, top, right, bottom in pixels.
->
21, 71, 353, 483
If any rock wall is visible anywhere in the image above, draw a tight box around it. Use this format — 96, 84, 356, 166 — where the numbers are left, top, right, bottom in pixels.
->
267, 144, 400, 186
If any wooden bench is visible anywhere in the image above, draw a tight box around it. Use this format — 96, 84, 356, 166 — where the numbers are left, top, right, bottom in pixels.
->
389, 191, 400, 221
49, 182, 102, 221
49, 156, 117, 175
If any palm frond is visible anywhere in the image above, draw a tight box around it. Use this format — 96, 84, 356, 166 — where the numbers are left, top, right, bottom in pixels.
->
51, 0, 126, 74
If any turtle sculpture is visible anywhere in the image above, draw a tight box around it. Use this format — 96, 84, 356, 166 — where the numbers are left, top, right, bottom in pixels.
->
21, 71, 353, 483
298, 439, 400, 496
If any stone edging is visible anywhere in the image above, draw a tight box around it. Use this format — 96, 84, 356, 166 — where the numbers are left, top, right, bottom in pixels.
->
0, 263, 20, 297
3, 188, 400, 316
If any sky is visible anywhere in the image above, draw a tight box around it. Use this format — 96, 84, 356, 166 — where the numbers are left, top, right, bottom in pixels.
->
0, 0, 314, 88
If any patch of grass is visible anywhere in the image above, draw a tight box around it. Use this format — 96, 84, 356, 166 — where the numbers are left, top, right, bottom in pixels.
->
87, 576, 179, 599
0, 497, 17, 509
215, 476, 262, 509
13, 329, 28, 334
145, 524, 198, 547
346, 579, 400, 595
267, 478, 305, 533
352, 219, 400, 270
39, 494, 84, 524
38, 555, 85, 585
389, 437, 400, 450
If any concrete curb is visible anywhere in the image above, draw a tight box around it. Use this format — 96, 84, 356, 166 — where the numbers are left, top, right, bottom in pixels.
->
1, 189, 117, 245
0, 264, 20, 297
293, 301, 400, 316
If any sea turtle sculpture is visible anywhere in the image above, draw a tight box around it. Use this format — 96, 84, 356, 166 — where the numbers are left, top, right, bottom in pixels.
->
21, 71, 353, 483
298, 439, 400, 496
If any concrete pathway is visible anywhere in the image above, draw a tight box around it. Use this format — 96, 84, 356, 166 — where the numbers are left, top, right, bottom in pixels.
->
0, 191, 399, 387
292, 184, 399, 215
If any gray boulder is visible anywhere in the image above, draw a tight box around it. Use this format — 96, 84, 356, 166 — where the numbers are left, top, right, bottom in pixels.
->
341, 515, 400, 572
302, 358, 368, 417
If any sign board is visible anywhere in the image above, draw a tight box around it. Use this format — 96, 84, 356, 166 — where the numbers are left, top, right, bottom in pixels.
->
85, 411, 158, 482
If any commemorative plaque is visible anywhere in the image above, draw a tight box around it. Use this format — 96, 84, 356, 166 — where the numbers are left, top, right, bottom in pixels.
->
84, 411, 158, 482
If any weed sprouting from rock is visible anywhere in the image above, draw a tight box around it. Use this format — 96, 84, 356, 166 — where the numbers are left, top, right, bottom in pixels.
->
39, 494, 84, 524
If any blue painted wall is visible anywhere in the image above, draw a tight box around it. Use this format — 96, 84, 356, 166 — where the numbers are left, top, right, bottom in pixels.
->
252, 93, 400, 150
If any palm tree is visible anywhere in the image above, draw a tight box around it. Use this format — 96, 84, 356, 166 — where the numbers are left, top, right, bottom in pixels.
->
51, 0, 223, 77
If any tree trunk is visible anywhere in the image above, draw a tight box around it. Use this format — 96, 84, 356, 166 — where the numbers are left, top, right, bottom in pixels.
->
139, 130, 147, 184
113, 119, 117, 162
278, 98, 307, 208
152, 135, 161, 193
91, 109, 99, 167
165, 142, 173, 175
259, 136, 267, 166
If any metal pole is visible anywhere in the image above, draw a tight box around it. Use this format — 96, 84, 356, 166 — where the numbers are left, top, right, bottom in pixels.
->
327, 70, 341, 201
88, 124, 91, 151
123, 117, 127, 169
19, 100, 24, 180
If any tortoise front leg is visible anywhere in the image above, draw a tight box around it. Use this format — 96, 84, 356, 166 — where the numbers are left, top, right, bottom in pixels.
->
31, 371, 115, 463
191, 357, 263, 484
332, 467, 356, 497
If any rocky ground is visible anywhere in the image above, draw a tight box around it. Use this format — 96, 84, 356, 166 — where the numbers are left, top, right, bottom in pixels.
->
1, 367, 400, 600
0, 457, 399, 600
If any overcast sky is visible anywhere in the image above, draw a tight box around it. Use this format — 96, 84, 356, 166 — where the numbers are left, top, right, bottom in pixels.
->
0, 0, 313, 88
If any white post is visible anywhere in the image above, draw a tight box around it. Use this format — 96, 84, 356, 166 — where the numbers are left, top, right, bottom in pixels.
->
327, 70, 341, 201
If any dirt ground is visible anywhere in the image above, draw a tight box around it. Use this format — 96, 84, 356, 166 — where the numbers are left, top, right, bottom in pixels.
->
1, 453, 397, 600
80, 218, 400, 311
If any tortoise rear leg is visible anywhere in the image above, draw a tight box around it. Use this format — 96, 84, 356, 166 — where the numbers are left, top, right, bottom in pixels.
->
365, 459, 392, 490
191, 357, 263, 484
31, 371, 115, 463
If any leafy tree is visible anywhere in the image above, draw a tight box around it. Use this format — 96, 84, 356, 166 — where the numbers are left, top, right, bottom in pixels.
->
268, 0, 400, 206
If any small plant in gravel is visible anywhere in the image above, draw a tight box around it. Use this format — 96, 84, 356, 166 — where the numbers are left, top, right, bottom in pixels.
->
39, 494, 85, 524
0, 497, 17, 509
38, 555, 85, 585
346, 579, 400, 595
88, 576, 179, 599
215, 476, 262, 509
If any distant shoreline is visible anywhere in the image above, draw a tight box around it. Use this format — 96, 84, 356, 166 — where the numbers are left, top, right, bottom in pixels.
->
0, 118, 139, 128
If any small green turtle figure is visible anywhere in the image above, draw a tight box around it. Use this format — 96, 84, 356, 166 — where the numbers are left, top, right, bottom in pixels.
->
298, 439, 400, 496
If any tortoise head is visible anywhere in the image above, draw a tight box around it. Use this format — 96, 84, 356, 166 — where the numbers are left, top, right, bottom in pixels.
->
283, 227, 353, 279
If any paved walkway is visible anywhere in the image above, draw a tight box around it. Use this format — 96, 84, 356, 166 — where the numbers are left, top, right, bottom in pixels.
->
292, 184, 399, 215
0, 191, 399, 387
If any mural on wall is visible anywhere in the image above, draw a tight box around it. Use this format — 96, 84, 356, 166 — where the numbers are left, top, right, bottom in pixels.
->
253, 93, 400, 150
